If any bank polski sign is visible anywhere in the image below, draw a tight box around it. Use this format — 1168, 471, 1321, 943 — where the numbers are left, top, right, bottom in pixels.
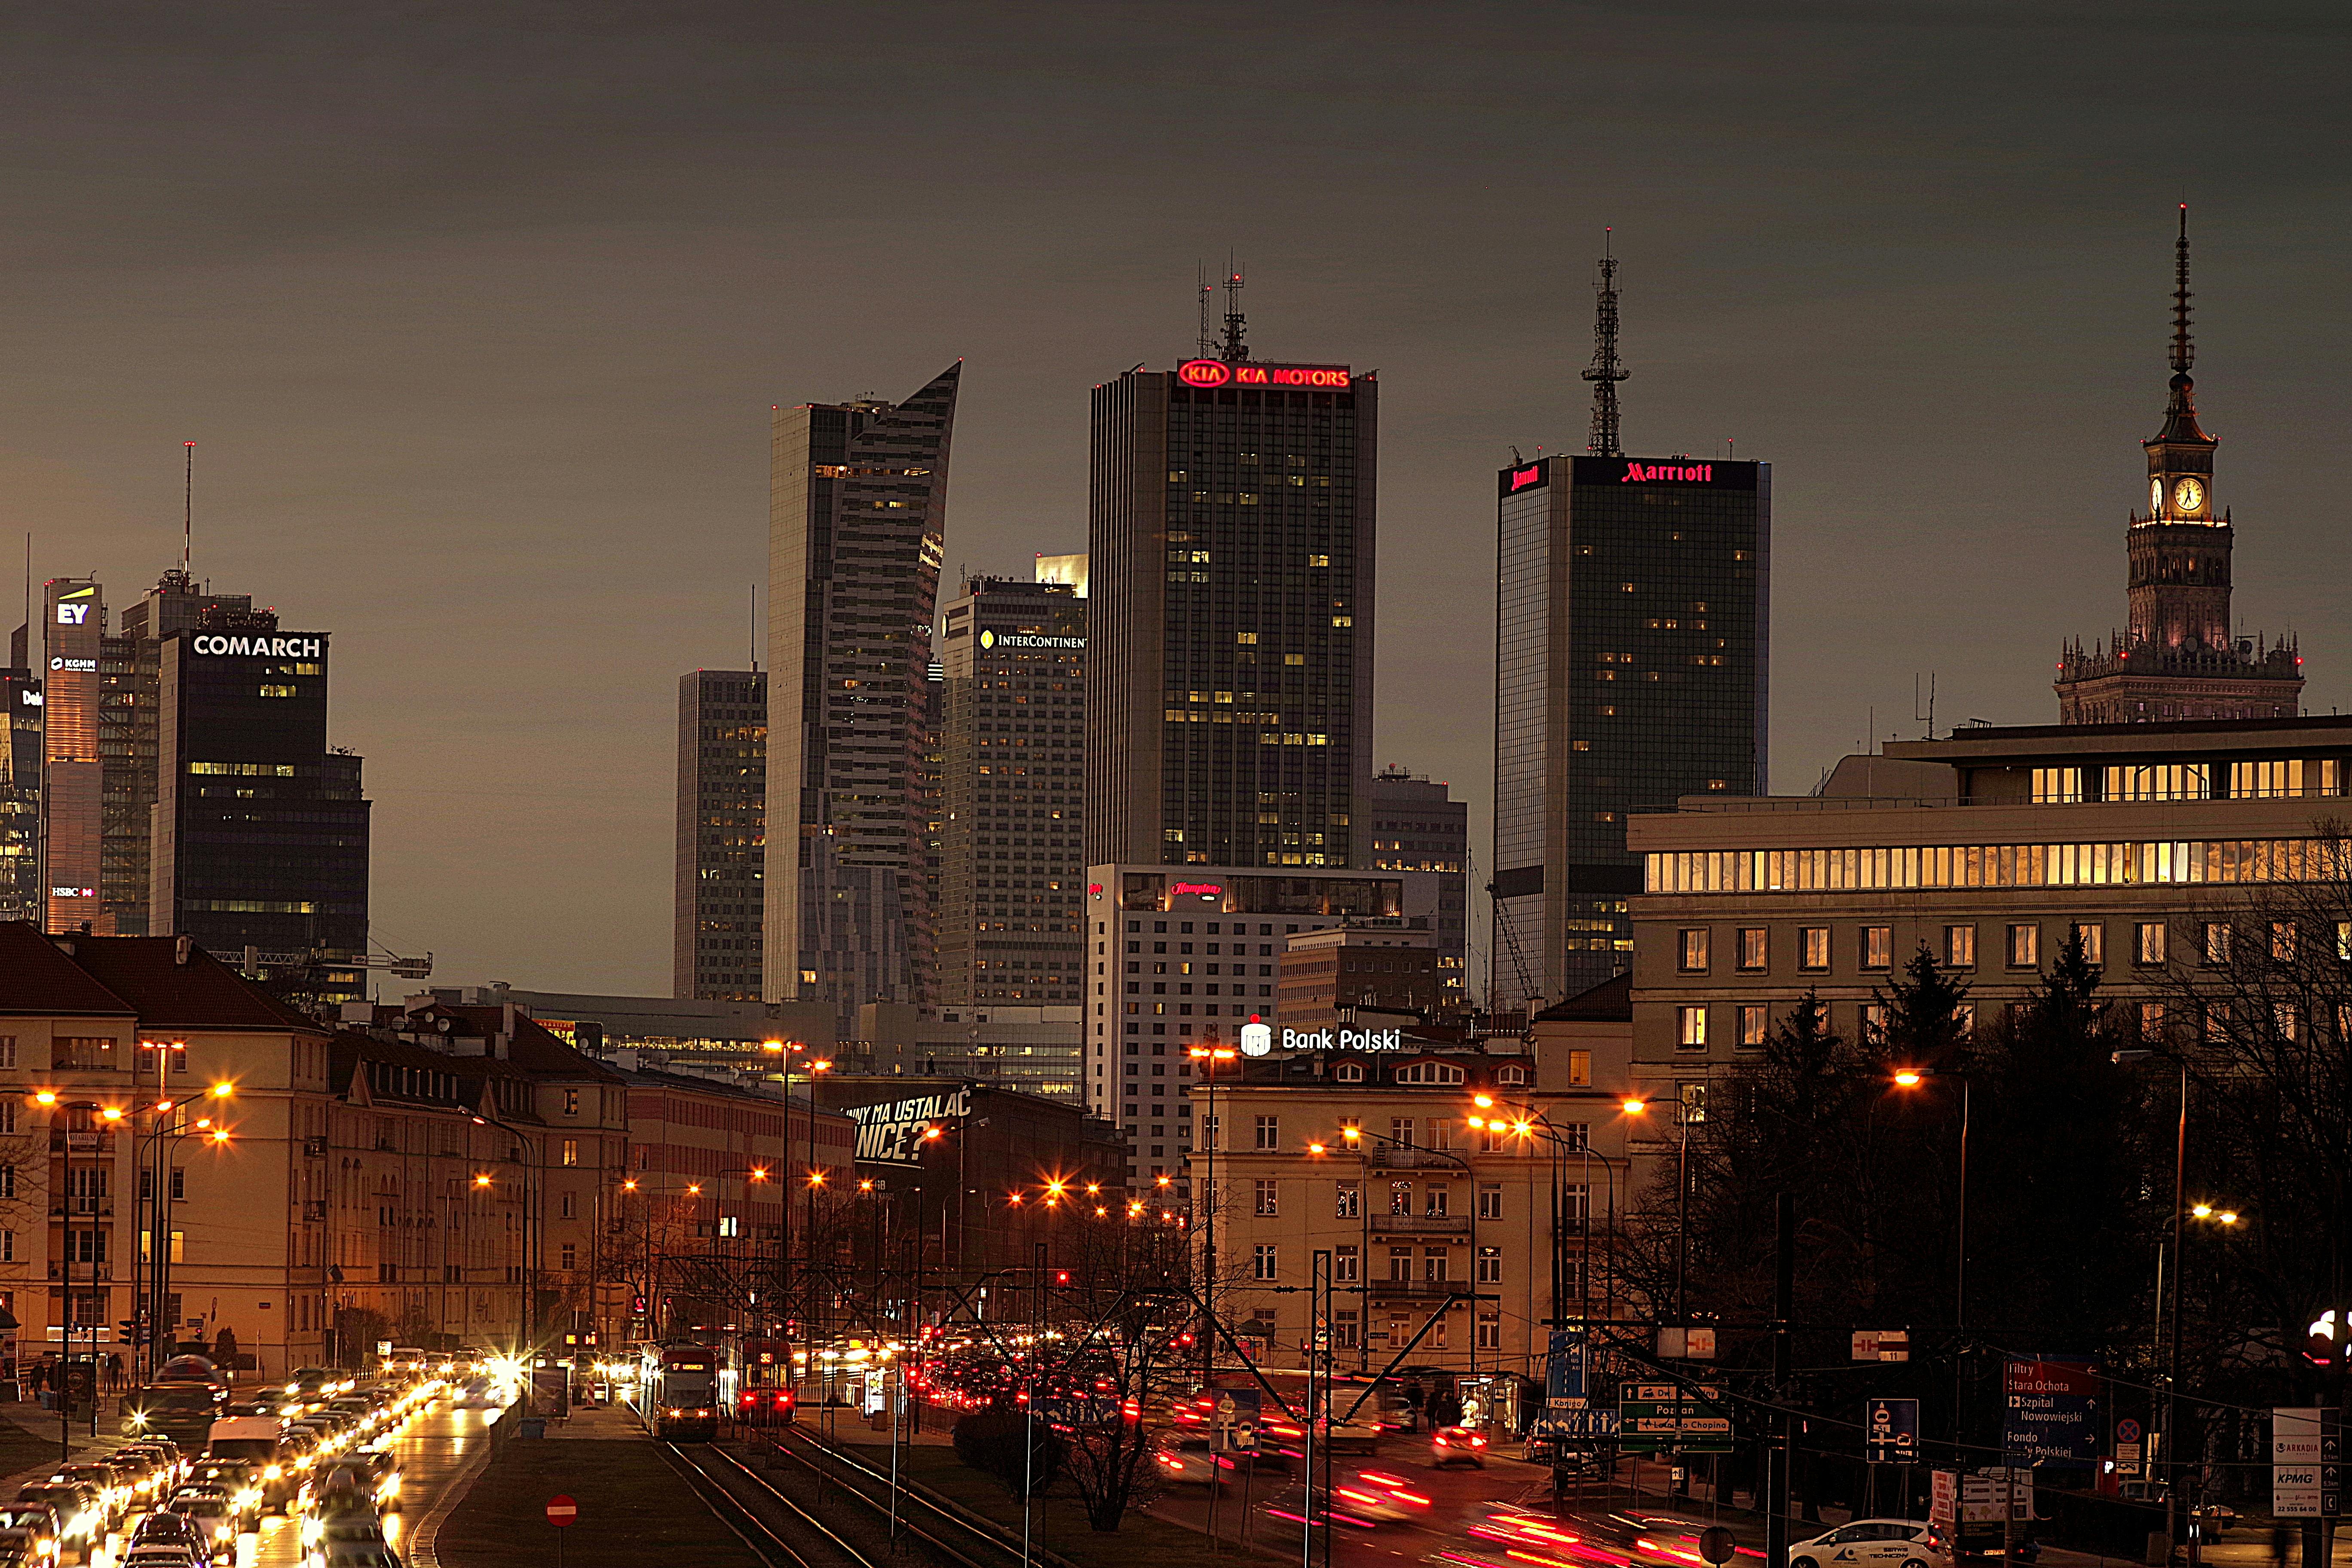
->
1283, 1027, 1405, 1051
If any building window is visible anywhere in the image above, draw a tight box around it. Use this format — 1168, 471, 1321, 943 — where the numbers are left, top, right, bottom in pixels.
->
1476, 1314, 1501, 1350
2338, 921, 2352, 962
1388, 1181, 1411, 1215
1334, 1246, 1358, 1283
1334, 1062, 1364, 1083
1676, 1005, 1708, 1051
1254, 1115, 1279, 1150
1336, 1181, 1360, 1219
1253, 1179, 1278, 1216
560, 1243, 578, 1271
2070, 923, 2104, 966
2232, 759, 2306, 799
1387, 1247, 1413, 1281
560, 1139, 579, 1167
1476, 1246, 1502, 1285
1389, 1118, 1414, 1148
1333, 1312, 1359, 1349
0, 1037, 13, 1070
562, 1089, 579, 1116
2008, 924, 2040, 968
1678, 929, 1710, 973
1799, 928, 1830, 971
2031, 766, 2084, 803
2136, 922, 2168, 966
1566, 1050, 1591, 1086
1943, 925, 1976, 968
1423, 1247, 1450, 1282
2274, 922, 2298, 962
1859, 1002, 1887, 1044
2139, 1003, 2165, 1044
1424, 1185, 1449, 1217
559, 1191, 576, 1219
1861, 927, 1892, 971
1562, 1183, 1590, 1221
2277, 1004, 2302, 1042
1736, 928, 1767, 971
52, 1037, 115, 1070
2204, 923, 2232, 965
1477, 1184, 1501, 1220
2104, 763, 2210, 802
1738, 1005, 1768, 1050
1253, 1245, 1278, 1281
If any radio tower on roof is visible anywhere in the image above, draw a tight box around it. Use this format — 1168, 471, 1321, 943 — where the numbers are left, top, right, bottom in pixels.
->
1219, 264, 1249, 363
1582, 234, 1628, 457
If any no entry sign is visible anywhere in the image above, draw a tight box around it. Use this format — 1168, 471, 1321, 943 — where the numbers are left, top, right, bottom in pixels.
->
547, 1494, 579, 1527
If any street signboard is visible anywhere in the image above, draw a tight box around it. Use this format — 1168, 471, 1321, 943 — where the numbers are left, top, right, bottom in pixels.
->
1618, 1381, 1733, 1455
2114, 1416, 2143, 1477
2003, 1357, 2100, 1469
1853, 1330, 1911, 1363
2274, 1407, 2342, 1518
1214, 1388, 1262, 1454
1929, 1471, 1957, 1532
1532, 1328, 1595, 1440
1867, 1398, 1920, 1464
1960, 1470, 2031, 1524
1658, 1326, 1717, 1360
546, 1495, 579, 1528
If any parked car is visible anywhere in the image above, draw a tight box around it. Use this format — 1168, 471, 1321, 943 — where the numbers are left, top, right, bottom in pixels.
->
1789, 1519, 1952, 1568
1429, 1426, 1488, 1468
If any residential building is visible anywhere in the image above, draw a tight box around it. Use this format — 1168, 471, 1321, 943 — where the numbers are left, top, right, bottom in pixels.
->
1626, 717, 2352, 1099
765, 364, 962, 1025
1277, 927, 1440, 1033
1086, 306, 1377, 873
937, 575, 1086, 1008
1083, 862, 1442, 1180
2055, 212, 2303, 724
1367, 767, 1468, 1007
1191, 988, 1635, 1390
674, 668, 766, 1001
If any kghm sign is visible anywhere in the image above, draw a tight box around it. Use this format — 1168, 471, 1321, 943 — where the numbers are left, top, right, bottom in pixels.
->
846, 1087, 972, 1164
191, 634, 323, 658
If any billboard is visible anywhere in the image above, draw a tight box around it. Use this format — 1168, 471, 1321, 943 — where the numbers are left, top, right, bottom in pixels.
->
845, 1086, 972, 1164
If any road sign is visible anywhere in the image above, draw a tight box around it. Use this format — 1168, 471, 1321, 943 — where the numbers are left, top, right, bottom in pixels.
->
2275, 1408, 2343, 1518
1214, 1388, 1262, 1454
1658, 1326, 1717, 1360
2114, 1416, 2144, 1477
2003, 1357, 2099, 1469
1699, 1526, 1738, 1565
1853, 1330, 1910, 1362
1929, 1471, 1957, 1532
546, 1495, 579, 1528
1619, 1381, 1733, 1455
1532, 1329, 1597, 1440
1867, 1398, 1920, 1464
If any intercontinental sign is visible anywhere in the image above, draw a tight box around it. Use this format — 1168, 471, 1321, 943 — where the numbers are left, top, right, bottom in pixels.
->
978, 630, 1084, 651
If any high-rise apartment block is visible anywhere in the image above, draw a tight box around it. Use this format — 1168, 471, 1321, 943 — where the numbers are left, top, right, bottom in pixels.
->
674, 669, 766, 1001
2055, 211, 2302, 724
936, 575, 1086, 1007
1086, 324, 1376, 873
764, 364, 961, 1024
1492, 455, 1769, 1007
1366, 766, 1468, 1009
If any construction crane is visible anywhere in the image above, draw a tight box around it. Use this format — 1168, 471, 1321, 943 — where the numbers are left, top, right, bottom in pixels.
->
238, 945, 432, 981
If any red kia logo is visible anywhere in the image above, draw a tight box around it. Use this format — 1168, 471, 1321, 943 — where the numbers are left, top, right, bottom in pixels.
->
1177, 359, 1231, 388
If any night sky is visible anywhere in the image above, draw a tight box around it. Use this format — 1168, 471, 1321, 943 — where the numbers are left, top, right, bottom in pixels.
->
6, 2, 2345, 996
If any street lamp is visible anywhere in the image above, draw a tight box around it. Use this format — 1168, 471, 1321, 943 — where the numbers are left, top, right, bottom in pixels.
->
2113, 1048, 2196, 1556
1321, 1122, 1482, 1375
1467, 1106, 1628, 1330
1621, 1092, 1699, 1328
1185, 1042, 1238, 1379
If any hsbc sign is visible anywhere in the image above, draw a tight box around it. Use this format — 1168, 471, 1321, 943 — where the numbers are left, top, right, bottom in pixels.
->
1176, 360, 1353, 390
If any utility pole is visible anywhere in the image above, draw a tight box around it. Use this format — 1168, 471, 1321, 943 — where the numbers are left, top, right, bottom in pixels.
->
1767, 1192, 1794, 1568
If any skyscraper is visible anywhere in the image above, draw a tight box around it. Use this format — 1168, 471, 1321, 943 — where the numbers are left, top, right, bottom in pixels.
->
0, 635, 39, 928
2055, 210, 2303, 724
1087, 289, 1375, 872
41, 578, 104, 933
150, 606, 371, 999
936, 574, 1086, 1007
674, 668, 766, 1001
1491, 256, 1769, 1005
1366, 766, 1468, 1009
764, 363, 961, 1023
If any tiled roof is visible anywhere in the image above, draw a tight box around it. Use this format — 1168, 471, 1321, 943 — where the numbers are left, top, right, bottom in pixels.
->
0, 923, 136, 1018
59, 935, 326, 1034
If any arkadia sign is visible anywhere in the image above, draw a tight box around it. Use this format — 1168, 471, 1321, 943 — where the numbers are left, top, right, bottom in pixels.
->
1281, 1027, 1405, 1052
846, 1087, 972, 1164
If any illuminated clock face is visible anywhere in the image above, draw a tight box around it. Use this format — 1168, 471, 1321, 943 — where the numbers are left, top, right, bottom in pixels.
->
2174, 478, 2205, 512
2150, 478, 2164, 515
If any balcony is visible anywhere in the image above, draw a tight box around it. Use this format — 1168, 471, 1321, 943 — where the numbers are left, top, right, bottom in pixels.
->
1366, 1277, 1464, 1301
1365, 1147, 1470, 1172
50, 1131, 115, 1154
46, 1264, 112, 1281
1369, 1213, 1471, 1236
303, 1200, 329, 1222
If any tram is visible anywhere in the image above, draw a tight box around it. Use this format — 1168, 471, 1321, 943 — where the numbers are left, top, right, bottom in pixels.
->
639, 1341, 729, 1440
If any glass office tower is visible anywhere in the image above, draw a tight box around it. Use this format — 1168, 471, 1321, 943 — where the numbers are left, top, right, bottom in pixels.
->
674, 669, 766, 1001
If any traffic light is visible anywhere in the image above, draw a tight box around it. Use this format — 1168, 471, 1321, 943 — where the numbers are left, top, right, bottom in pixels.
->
117, 1320, 139, 1343
1054, 1270, 1071, 1286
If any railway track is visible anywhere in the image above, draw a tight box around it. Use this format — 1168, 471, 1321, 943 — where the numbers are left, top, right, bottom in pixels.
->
741, 1423, 1058, 1568
660, 1438, 879, 1568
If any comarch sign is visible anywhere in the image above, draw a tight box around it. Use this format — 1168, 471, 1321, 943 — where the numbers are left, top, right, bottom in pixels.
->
846, 1086, 972, 1164
978, 630, 1084, 651
191, 634, 324, 659
1283, 1027, 1406, 1052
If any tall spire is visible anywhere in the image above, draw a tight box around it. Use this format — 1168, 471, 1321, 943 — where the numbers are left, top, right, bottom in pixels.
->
2153, 204, 2211, 447
1582, 232, 1628, 457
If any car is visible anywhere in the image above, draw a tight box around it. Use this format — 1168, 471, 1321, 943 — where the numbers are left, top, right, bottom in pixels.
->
352, 1451, 400, 1511
46, 1470, 121, 1525
129, 1511, 205, 1553
0, 1529, 40, 1568
121, 1551, 198, 1568
164, 1493, 239, 1563
1429, 1425, 1489, 1468
14, 1485, 99, 1553
0, 1504, 61, 1562
304, 1515, 394, 1566
1790, 1519, 1952, 1568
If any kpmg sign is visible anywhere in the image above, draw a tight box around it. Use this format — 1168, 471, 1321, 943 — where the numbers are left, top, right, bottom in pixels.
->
191, 634, 324, 658
1176, 359, 1354, 390
846, 1086, 972, 1164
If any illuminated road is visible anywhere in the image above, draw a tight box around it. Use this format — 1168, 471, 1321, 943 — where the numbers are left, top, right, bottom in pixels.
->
90, 1391, 505, 1568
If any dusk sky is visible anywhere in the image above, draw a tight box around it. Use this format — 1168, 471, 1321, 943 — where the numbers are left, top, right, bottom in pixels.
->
8, 1, 2346, 997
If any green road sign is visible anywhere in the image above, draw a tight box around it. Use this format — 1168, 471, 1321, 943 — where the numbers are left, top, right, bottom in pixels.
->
1618, 1381, 1734, 1455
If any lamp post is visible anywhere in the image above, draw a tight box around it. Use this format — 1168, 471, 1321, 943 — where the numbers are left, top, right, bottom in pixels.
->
2111, 1050, 2191, 1556
1186, 1042, 1237, 1382
1468, 1101, 1628, 1335
1889, 1065, 1972, 1463
32, 1093, 141, 1446
1621, 1091, 1699, 1329
132, 1102, 234, 1379
1331, 1123, 1479, 1375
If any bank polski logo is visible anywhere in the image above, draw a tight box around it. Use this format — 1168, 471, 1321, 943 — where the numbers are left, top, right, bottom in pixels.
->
1239, 1020, 1274, 1057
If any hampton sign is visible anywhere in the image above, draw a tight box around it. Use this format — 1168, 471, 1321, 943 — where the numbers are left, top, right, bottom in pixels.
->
845, 1087, 971, 1164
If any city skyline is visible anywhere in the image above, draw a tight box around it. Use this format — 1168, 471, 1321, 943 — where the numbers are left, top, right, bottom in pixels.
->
9, 4, 2347, 995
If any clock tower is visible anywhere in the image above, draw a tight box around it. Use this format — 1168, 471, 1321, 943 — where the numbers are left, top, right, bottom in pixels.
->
2055, 209, 2303, 724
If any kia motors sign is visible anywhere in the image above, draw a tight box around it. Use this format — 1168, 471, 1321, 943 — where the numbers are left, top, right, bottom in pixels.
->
1177, 359, 1352, 390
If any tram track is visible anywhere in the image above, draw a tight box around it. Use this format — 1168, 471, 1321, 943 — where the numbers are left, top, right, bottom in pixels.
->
661, 1438, 876, 1568
739, 1424, 1053, 1568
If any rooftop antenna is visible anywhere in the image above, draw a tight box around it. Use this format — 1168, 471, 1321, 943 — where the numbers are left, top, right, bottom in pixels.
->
749, 582, 759, 672
1220, 257, 1248, 362
1582, 230, 1628, 457
1197, 263, 1216, 359
1914, 672, 1937, 740
182, 442, 195, 576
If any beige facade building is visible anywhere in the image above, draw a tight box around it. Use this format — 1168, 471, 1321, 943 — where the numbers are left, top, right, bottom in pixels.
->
1626, 717, 2352, 1090
1193, 986, 1635, 1384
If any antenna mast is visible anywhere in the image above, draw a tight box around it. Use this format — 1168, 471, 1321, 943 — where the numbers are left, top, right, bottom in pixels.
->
1582, 231, 1629, 457
1219, 261, 1248, 362
750, 582, 759, 672
1197, 263, 1216, 359
2171, 203, 2194, 376
183, 442, 195, 576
